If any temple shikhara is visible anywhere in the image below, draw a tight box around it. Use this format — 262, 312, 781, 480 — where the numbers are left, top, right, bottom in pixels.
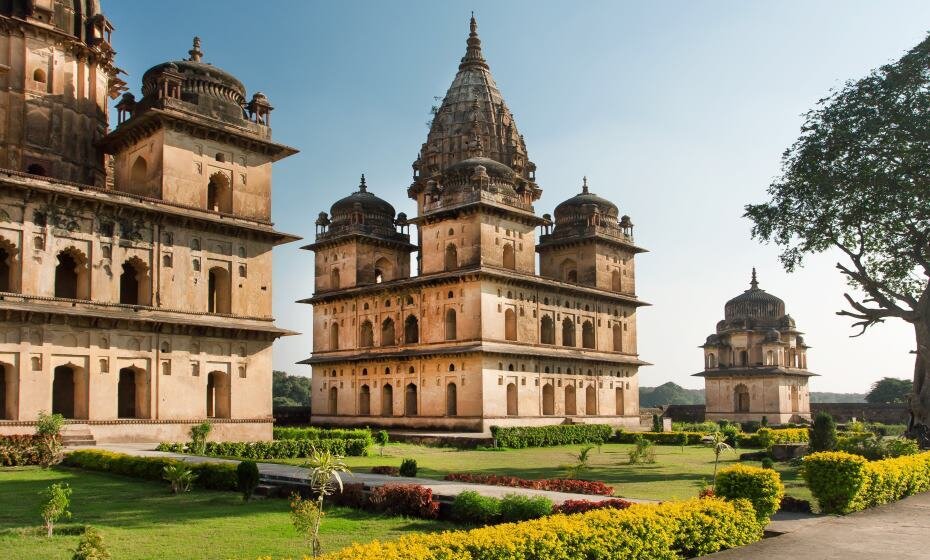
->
696, 270, 814, 424
0, 1, 297, 442
303, 17, 649, 431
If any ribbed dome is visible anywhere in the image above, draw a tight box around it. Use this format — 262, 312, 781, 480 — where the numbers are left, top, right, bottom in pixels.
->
329, 175, 396, 227
724, 269, 786, 321
553, 177, 619, 223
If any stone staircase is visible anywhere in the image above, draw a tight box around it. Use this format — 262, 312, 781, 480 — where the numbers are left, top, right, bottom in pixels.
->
60, 424, 96, 447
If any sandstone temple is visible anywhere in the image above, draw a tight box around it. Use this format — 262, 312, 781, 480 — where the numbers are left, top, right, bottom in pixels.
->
0, 1, 297, 442
303, 17, 648, 431
696, 270, 814, 424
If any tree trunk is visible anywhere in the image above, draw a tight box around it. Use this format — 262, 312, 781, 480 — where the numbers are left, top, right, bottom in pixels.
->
908, 304, 930, 447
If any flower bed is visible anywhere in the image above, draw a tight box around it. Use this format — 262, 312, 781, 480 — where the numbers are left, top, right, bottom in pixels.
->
490, 424, 614, 448
444, 473, 614, 496
552, 498, 633, 515
714, 464, 784, 521
369, 484, 440, 519
155, 437, 370, 458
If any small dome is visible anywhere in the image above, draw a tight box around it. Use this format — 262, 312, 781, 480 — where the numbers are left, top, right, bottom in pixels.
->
553, 177, 619, 223
444, 156, 515, 178
329, 175, 396, 227
765, 329, 781, 342
781, 314, 796, 329
724, 269, 786, 321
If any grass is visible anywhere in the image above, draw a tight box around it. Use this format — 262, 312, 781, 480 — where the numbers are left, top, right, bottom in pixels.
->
275, 442, 811, 502
0, 466, 453, 560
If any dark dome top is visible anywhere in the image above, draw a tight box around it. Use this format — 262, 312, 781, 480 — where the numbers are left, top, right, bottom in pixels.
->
553, 178, 619, 222
724, 269, 786, 321
329, 175, 396, 224
445, 157, 515, 178
142, 60, 246, 99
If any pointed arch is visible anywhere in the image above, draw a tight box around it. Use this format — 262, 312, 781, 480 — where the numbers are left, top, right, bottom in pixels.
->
615, 387, 624, 415
564, 384, 577, 415
445, 308, 457, 340
120, 256, 151, 305
404, 315, 419, 344
612, 324, 623, 352
329, 322, 340, 350
330, 268, 340, 289
130, 155, 147, 185
0, 237, 17, 293
118, 367, 150, 419
611, 270, 621, 291
734, 384, 750, 413
561, 317, 575, 347
374, 257, 393, 283
359, 320, 373, 347
582, 320, 595, 349
207, 371, 231, 418
540, 315, 555, 344
328, 386, 338, 415
381, 383, 394, 416
585, 385, 597, 415
506, 382, 518, 415
381, 317, 396, 346
446, 382, 458, 416
0, 362, 18, 420
359, 384, 371, 415
542, 383, 554, 415
561, 258, 578, 283
405, 383, 418, 416
504, 308, 517, 341
55, 247, 89, 299
444, 243, 458, 271
207, 172, 232, 213
207, 266, 231, 313
502, 243, 515, 270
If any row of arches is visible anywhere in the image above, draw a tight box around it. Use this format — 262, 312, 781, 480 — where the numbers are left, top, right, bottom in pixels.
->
329, 257, 398, 290
328, 382, 458, 417
334, 310, 456, 350
538, 316, 623, 351
506, 382, 623, 416
706, 348, 807, 370
442, 242, 517, 272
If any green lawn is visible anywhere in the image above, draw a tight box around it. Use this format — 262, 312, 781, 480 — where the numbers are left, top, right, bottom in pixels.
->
276, 442, 811, 502
0, 466, 453, 560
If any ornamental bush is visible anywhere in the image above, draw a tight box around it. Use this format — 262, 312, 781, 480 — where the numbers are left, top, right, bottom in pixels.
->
369, 484, 439, 519
490, 424, 614, 448
615, 431, 705, 445
443, 473, 614, 496
317, 497, 762, 560
737, 428, 809, 448
63, 450, 237, 491
1, 435, 44, 466
809, 412, 837, 452
451, 491, 502, 525
156, 438, 370, 459
803, 451, 930, 514
498, 493, 553, 523
714, 464, 784, 522
236, 460, 260, 501
552, 498, 633, 515
370, 466, 400, 476
399, 458, 418, 477
273, 426, 374, 447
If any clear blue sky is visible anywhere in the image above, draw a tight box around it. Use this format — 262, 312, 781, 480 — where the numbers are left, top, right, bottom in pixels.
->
105, 1, 926, 392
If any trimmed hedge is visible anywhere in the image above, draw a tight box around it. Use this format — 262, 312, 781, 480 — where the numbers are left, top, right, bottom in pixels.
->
318, 497, 762, 560
156, 438, 370, 458
714, 464, 784, 521
738, 428, 808, 448
802, 451, 930, 514
490, 424, 614, 448
444, 473, 614, 496
63, 449, 237, 491
615, 431, 705, 445
272, 426, 374, 447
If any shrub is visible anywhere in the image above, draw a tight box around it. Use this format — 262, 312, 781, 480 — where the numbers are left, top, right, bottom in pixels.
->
714, 464, 784, 522
809, 412, 837, 452
163, 464, 196, 494
498, 493, 553, 522
316, 497, 762, 560
370, 466, 400, 476
273, 427, 374, 447
237, 460, 260, 501
443, 473, 614, 496
369, 484, 439, 519
376, 430, 389, 456
36, 411, 65, 438
0, 435, 43, 466
615, 431, 705, 445
490, 424, 613, 448
552, 498, 633, 515
836, 433, 919, 460
672, 421, 719, 433
742, 420, 762, 434
673, 431, 689, 451
652, 414, 662, 432
451, 490, 501, 525
35, 411, 65, 468
156, 438, 370, 459
63, 450, 238, 491
40, 482, 72, 537
72, 526, 110, 560
290, 493, 322, 554
332, 483, 367, 509
188, 422, 212, 455
627, 436, 656, 464
721, 424, 741, 447
760, 457, 775, 469
865, 422, 907, 437
738, 427, 808, 447
399, 458, 418, 477
803, 451, 930, 514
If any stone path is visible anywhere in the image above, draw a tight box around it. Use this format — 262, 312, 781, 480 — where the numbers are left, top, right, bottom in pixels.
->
79, 443, 653, 505
701, 491, 930, 559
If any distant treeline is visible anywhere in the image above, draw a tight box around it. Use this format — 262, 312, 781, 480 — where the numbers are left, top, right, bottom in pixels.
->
640, 382, 865, 407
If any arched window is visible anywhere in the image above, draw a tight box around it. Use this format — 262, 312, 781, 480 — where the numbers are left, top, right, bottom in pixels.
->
405, 383, 418, 416
359, 385, 371, 415
542, 383, 554, 415
561, 318, 575, 347
540, 316, 554, 344
0, 362, 19, 420
502, 243, 516, 270
561, 259, 578, 283
206, 371, 231, 418
446, 382, 457, 416
565, 384, 577, 415
374, 257, 392, 283
130, 156, 147, 185
765, 350, 774, 366
612, 324, 622, 352
445, 308, 457, 340
734, 384, 750, 413
582, 320, 595, 349
585, 385, 597, 415
118, 367, 150, 419
504, 308, 517, 341
381, 383, 394, 416
359, 321, 374, 347
329, 322, 339, 350
381, 318, 395, 346
330, 268, 340, 289
739, 350, 748, 366
611, 270, 621, 291
207, 267, 231, 314
789, 349, 797, 368
119, 258, 149, 305
207, 172, 232, 213
506, 382, 518, 415
404, 315, 419, 344
328, 386, 338, 415
0, 241, 14, 293
615, 387, 624, 415
444, 243, 458, 271
707, 353, 717, 368
55, 249, 88, 299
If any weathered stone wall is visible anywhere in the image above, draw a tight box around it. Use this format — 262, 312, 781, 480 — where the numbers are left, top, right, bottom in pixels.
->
704, 373, 810, 424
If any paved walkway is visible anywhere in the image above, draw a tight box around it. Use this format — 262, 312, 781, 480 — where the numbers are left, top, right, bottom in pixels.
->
701, 491, 930, 559
79, 443, 652, 505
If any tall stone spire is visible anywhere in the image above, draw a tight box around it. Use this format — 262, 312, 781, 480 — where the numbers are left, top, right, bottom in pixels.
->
750, 267, 759, 290
188, 37, 203, 62
460, 13, 488, 70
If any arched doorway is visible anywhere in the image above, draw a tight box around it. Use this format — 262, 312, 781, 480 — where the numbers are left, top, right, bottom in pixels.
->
585, 385, 597, 415
55, 249, 88, 299
404, 315, 419, 344
446, 382, 457, 416
374, 257, 392, 283
328, 386, 338, 415
540, 316, 554, 344
0, 362, 17, 420
359, 385, 371, 415
118, 368, 149, 419
615, 387, 624, 415
208, 267, 231, 314
613, 324, 622, 352
381, 318, 395, 346
565, 384, 577, 415
734, 384, 750, 413
120, 258, 150, 305
359, 321, 373, 347
502, 244, 515, 269
562, 318, 575, 346
207, 172, 232, 213
504, 308, 517, 341
445, 309, 457, 340
53, 365, 87, 419
130, 155, 147, 185
542, 383, 554, 415
444, 244, 458, 270
381, 384, 394, 416
329, 322, 339, 350
405, 383, 418, 416
506, 382, 518, 416
206, 371, 231, 418
582, 321, 595, 349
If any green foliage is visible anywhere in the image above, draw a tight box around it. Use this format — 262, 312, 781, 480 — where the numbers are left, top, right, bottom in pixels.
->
709, 432, 734, 490
40, 482, 72, 537
627, 436, 656, 465
720, 424, 741, 448
674, 432, 689, 452
639, 382, 705, 406
490, 424, 613, 448
498, 493, 553, 522
376, 430, 389, 456
302, 449, 351, 557
836, 433, 919, 460
809, 412, 837, 452
715, 464, 784, 522
63, 450, 238, 491
273, 370, 312, 407
672, 421, 720, 433
157, 438, 370, 458
761, 457, 775, 470
188, 421, 212, 455
163, 463, 196, 494
34, 411, 65, 468
615, 431, 705, 445
865, 377, 913, 404
451, 490, 501, 525
1, 435, 61, 467
316, 497, 763, 560
810, 392, 867, 403
651, 413, 662, 432
865, 423, 907, 437
760, 416, 769, 427
739, 427, 809, 448
35, 411, 65, 438
274, 427, 374, 447
237, 460, 260, 501
399, 458, 418, 477
290, 493, 323, 556
72, 526, 111, 560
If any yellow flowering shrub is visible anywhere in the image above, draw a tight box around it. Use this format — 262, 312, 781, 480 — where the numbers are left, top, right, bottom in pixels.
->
315, 497, 762, 560
714, 464, 784, 521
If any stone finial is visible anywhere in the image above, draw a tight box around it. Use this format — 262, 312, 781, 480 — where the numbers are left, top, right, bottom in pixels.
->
750, 267, 759, 290
188, 37, 203, 62
582, 176, 589, 194
460, 13, 488, 70
358, 174, 367, 193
